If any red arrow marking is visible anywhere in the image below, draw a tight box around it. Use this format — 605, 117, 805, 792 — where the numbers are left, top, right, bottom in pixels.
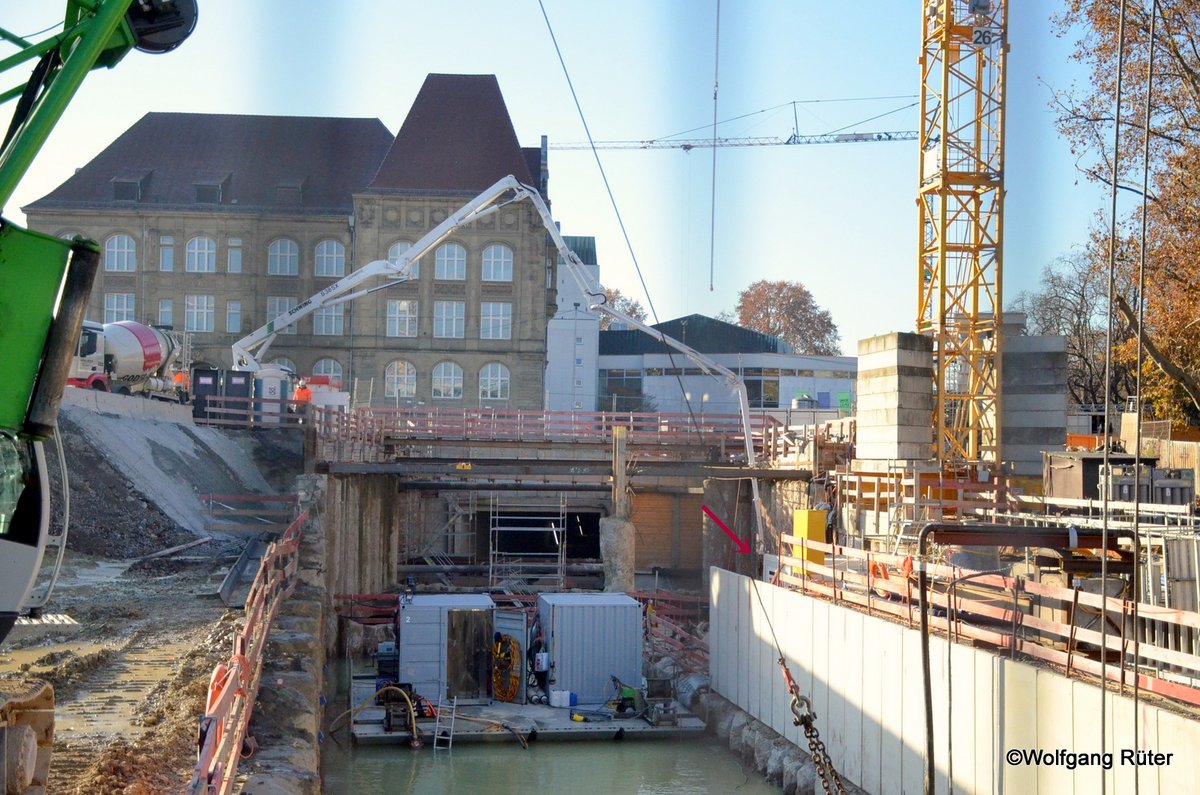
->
702, 504, 749, 554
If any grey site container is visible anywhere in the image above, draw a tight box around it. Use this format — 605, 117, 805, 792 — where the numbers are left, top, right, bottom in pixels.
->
537, 592, 642, 704
397, 593, 495, 706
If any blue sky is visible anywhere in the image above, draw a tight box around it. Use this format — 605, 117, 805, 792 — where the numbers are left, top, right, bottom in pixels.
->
4, 1, 1104, 353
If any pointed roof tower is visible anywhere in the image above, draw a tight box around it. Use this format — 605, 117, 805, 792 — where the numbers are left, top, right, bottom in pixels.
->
368, 74, 536, 194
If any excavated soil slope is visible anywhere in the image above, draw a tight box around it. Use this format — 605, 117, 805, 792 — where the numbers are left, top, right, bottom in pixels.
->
0, 403, 303, 794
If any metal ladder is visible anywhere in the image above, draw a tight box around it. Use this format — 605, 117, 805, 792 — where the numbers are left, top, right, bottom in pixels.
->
433, 696, 457, 751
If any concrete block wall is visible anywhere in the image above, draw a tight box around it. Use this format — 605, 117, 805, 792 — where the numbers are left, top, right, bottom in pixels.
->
710, 568, 1200, 795
60, 384, 193, 423
1002, 333, 1068, 477
856, 333, 933, 461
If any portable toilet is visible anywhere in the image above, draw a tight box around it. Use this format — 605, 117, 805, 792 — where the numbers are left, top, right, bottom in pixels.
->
191, 367, 220, 420
397, 594, 495, 706
253, 367, 290, 425
536, 592, 642, 704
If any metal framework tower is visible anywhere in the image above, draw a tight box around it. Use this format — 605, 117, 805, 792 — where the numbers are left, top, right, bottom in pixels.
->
917, 0, 1008, 464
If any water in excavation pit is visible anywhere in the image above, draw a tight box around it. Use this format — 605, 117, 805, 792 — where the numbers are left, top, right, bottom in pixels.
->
323, 662, 777, 795
321, 734, 779, 795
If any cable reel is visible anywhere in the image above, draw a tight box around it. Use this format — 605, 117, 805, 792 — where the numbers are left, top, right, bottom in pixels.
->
492, 633, 521, 702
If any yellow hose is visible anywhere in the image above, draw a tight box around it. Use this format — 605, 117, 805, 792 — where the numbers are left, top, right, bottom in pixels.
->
328, 684, 419, 742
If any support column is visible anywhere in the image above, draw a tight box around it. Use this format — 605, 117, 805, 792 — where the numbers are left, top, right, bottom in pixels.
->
600, 426, 635, 592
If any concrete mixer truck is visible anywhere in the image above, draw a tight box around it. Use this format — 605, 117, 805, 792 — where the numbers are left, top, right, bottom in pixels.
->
67, 320, 190, 402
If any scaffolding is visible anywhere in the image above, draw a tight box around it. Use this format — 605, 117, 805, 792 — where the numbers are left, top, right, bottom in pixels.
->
488, 494, 567, 592
401, 494, 478, 565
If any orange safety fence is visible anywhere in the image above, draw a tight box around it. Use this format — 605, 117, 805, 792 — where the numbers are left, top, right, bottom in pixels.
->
186, 508, 308, 795
776, 533, 1200, 708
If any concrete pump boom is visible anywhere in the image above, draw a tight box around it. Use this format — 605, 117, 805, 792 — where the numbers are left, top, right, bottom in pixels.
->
231, 174, 767, 553
231, 176, 534, 371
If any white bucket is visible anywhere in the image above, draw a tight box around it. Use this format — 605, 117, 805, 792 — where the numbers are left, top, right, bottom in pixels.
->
549, 689, 568, 708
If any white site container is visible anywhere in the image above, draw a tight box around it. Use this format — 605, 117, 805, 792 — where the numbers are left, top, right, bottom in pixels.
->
397, 593, 495, 706
536, 592, 642, 704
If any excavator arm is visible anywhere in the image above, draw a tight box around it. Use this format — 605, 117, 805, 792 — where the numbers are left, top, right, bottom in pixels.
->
0, 1, 197, 649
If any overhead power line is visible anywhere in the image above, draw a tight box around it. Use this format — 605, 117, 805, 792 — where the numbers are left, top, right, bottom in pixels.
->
548, 129, 917, 151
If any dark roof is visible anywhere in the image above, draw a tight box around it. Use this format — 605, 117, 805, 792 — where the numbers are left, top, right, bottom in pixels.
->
26, 112, 394, 214
562, 236, 597, 266
600, 314, 793, 355
368, 74, 536, 193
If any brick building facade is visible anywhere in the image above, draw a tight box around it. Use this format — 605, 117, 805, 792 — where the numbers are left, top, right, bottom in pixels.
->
24, 74, 555, 408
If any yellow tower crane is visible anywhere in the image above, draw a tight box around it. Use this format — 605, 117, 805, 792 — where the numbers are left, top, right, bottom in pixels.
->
917, 0, 1008, 466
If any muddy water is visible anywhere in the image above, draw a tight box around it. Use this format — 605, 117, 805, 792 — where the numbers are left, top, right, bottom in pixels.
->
321, 735, 779, 794
322, 661, 778, 794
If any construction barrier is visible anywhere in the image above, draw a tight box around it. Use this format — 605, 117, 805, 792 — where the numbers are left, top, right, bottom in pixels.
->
186, 508, 308, 795
312, 406, 783, 464
776, 533, 1200, 708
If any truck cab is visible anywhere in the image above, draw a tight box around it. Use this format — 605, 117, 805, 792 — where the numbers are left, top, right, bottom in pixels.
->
69, 320, 108, 390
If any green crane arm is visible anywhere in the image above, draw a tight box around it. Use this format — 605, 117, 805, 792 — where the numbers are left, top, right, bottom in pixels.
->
0, 0, 197, 211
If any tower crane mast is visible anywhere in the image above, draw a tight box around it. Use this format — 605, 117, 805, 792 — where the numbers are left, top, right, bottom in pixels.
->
917, 0, 1008, 466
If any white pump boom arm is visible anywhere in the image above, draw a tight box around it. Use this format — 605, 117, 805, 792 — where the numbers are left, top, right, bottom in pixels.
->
514, 181, 768, 552
230, 174, 766, 550
231, 175, 537, 371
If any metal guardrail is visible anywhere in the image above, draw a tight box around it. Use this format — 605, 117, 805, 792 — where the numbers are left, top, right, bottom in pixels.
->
777, 533, 1200, 708
186, 508, 308, 795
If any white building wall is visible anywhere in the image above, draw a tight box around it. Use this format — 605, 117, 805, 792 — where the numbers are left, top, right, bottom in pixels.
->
544, 261, 599, 410
600, 351, 856, 415
710, 567, 1200, 795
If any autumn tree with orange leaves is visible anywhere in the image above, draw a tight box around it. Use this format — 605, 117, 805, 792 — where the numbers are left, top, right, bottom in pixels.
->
599, 287, 647, 330
1052, 0, 1200, 422
732, 279, 841, 356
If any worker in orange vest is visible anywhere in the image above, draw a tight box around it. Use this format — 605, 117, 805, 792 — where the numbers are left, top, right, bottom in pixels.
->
291, 379, 312, 423
172, 369, 190, 402
292, 379, 312, 404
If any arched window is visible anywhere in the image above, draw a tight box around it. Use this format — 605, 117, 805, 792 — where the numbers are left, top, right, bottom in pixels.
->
269, 357, 296, 374
482, 243, 513, 281
315, 239, 345, 277
387, 240, 418, 278
385, 360, 416, 399
268, 238, 299, 275
432, 361, 463, 399
104, 234, 136, 271
313, 358, 343, 384
479, 362, 510, 401
186, 235, 216, 272
434, 242, 466, 280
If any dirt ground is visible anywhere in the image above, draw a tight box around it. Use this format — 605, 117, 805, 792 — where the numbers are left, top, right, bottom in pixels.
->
0, 409, 303, 794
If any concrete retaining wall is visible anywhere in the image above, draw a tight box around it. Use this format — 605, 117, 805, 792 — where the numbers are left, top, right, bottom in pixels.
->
710, 567, 1200, 794
60, 384, 193, 423
1001, 335, 1067, 477
699, 691, 868, 794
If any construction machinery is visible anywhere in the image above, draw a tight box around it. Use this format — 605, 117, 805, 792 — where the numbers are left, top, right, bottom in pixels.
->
0, 3, 195, 792
68, 319, 190, 401
917, 0, 1008, 466
231, 174, 769, 550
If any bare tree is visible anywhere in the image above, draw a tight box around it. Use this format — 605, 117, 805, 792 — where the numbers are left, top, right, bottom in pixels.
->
1009, 251, 1135, 407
